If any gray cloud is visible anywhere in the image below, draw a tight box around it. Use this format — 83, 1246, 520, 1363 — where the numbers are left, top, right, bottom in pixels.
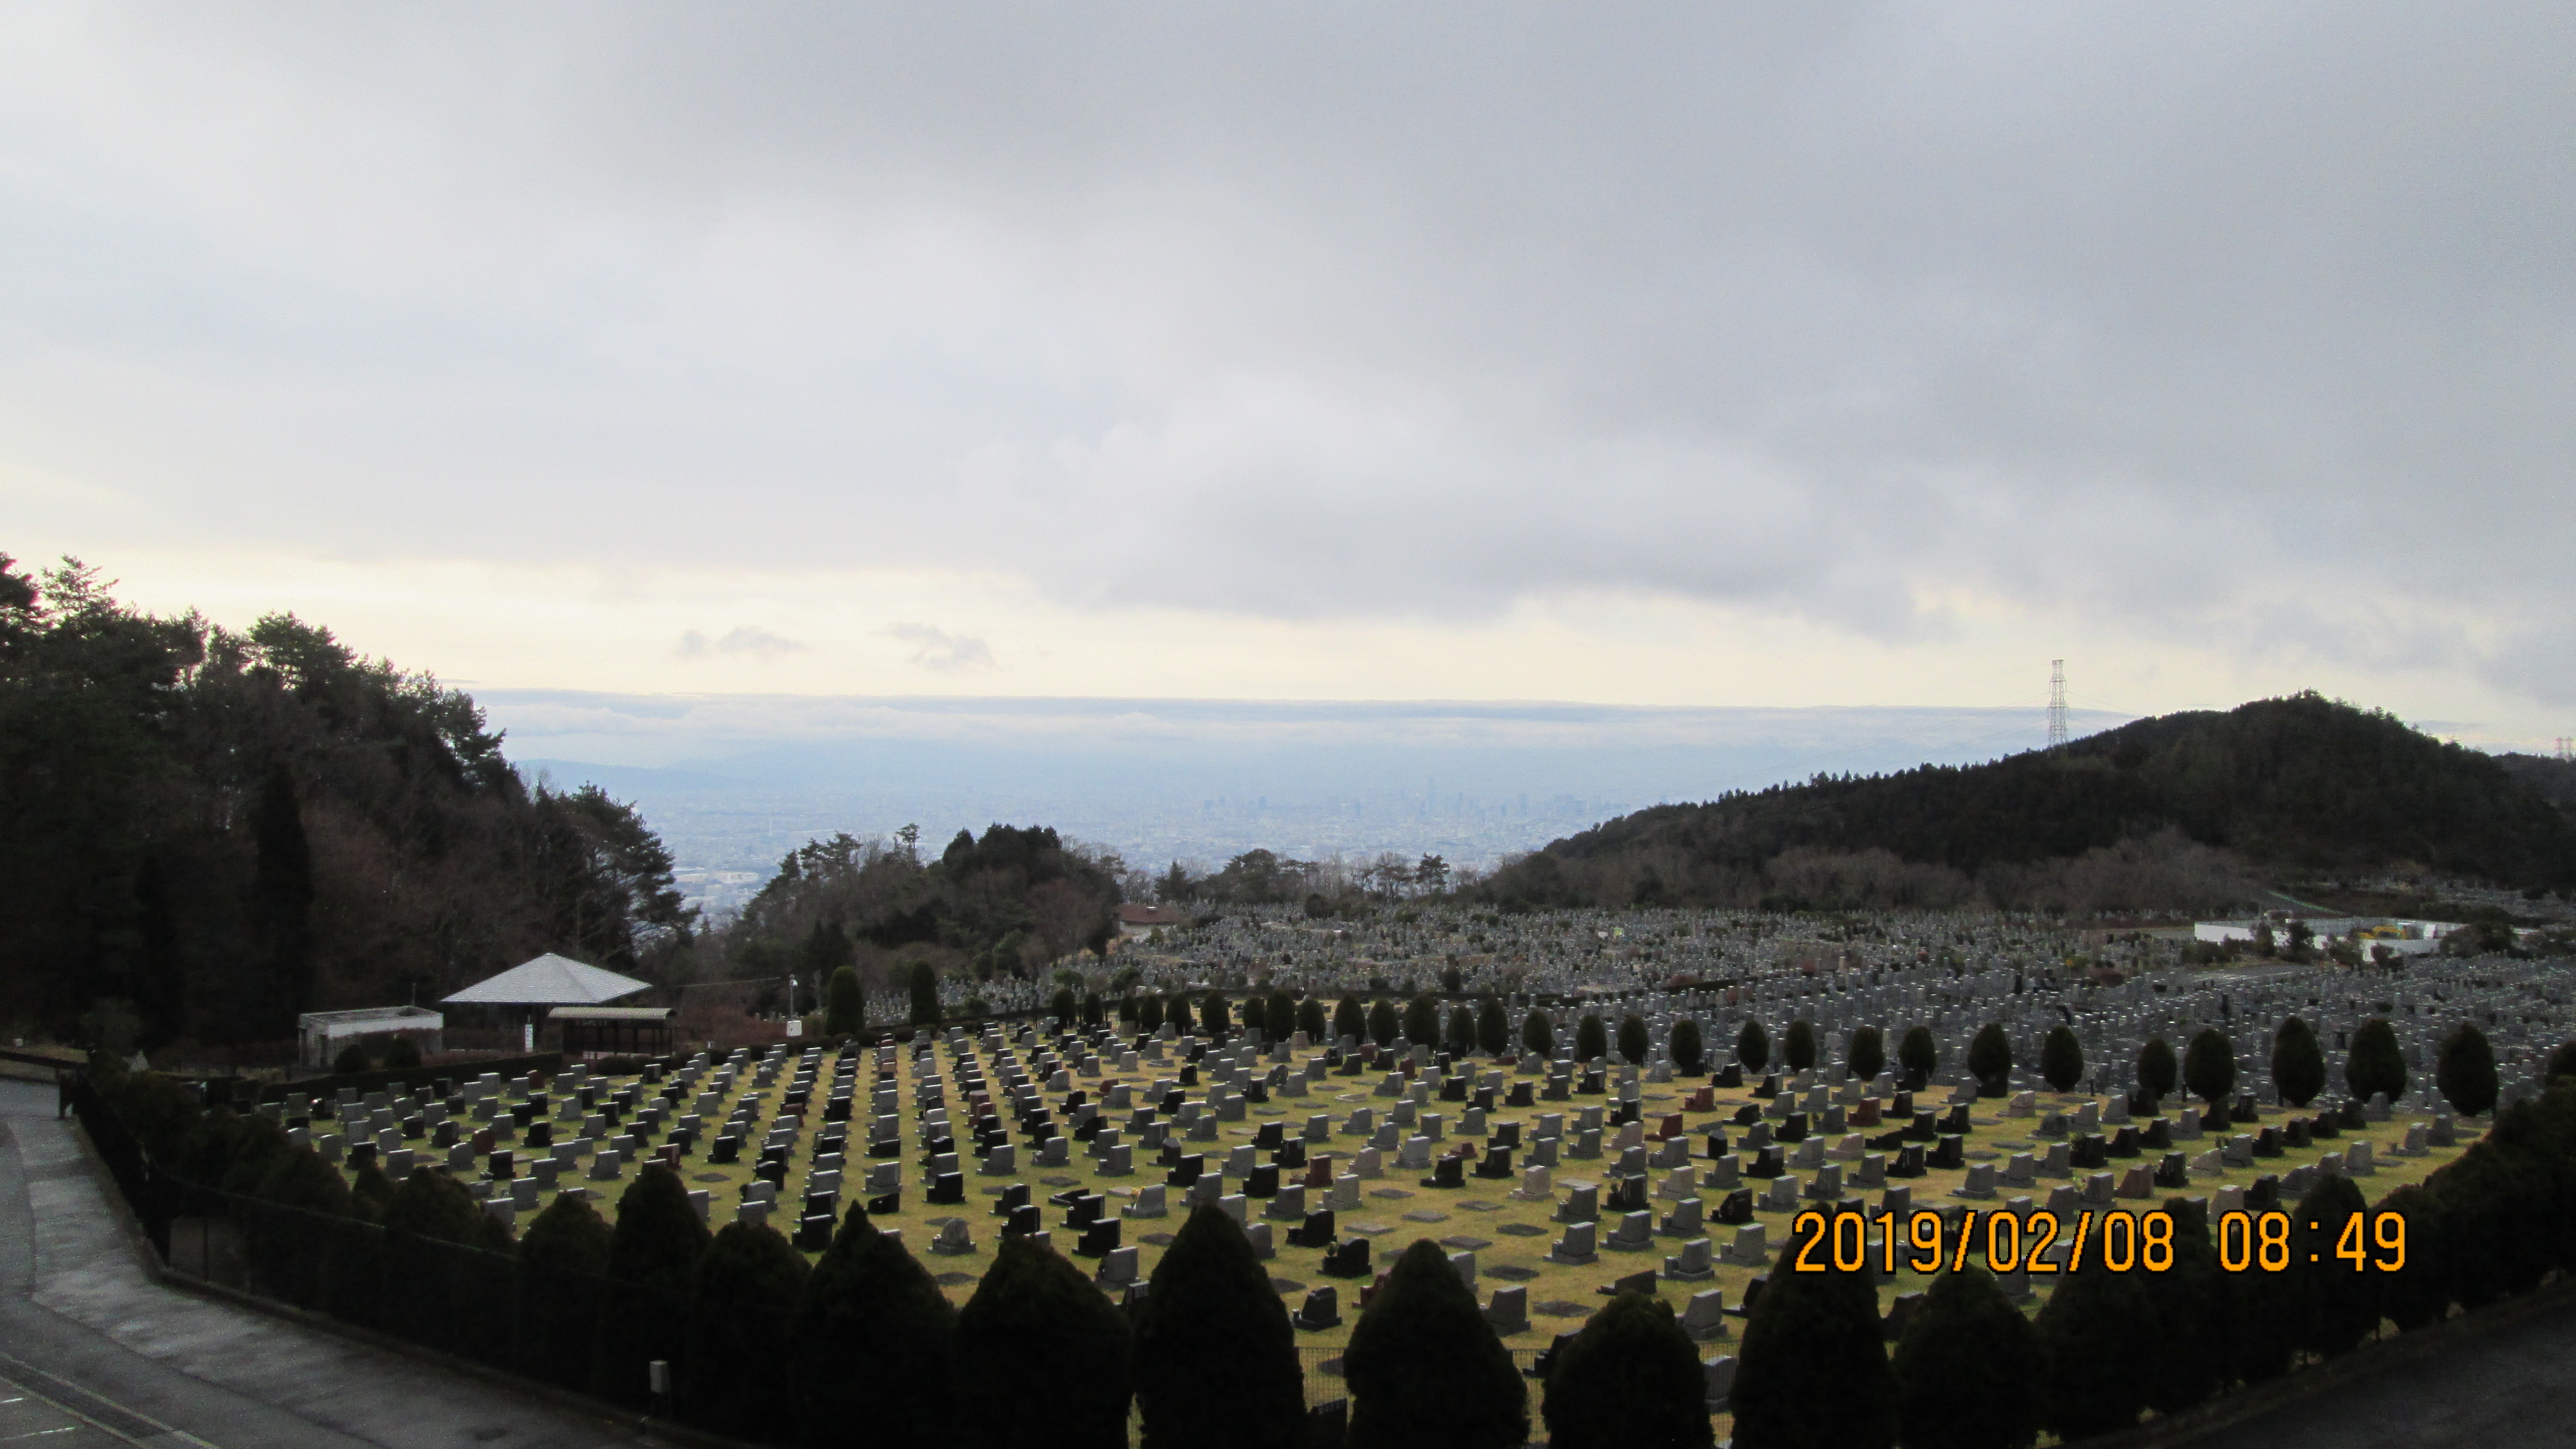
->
886, 623, 995, 674
677, 626, 805, 659
2, 5, 2572, 699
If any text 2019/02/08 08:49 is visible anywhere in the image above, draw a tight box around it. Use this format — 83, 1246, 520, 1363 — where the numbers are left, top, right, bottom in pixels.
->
1786, 1208, 2409, 1276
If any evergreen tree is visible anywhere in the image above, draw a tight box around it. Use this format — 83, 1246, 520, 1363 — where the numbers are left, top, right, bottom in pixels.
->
1170, 993, 1197, 1036
1968, 1022, 2012, 1096
684, 1221, 810, 1442
825, 964, 865, 1037
1267, 989, 1296, 1040
1239, 993, 1267, 1037
2438, 1023, 2500, 1116
2137, 1036, 2179, 1100
2035, 1240, 2157, 1438
1576, 1014, 1608, 1063
2184, 1027, 2236, 1109
2138, 1197, 2231, 1415
790, 1209, 958, 1449
596, 1163, 713, 1406
1849, 1024, 1886, 1083
1737, 1019, 1769, 1073
2289, 1175, 2376, 1359
1403, 993, 1438, 1045
1140, 992, 1167, 1034
2371, 1182, 2453, 1332
1477, 997, 1509, 1056
248, 1146, 352, 1310
516, 1191, 613, 1390
348, 1156, 396, 1219
1522, 1009, 1554, 1058
1333, 994, 1365, 1043
2545, 1039, 2576, 1082
1784, 1019, 1816, 1072
1898, 1025, 1938, 1079
1134, 1205, 1303, 1449
1298, 995, 1329, 1041
2271, 1016, 2326, 1107
1052, 986, 1079, 1025
249, 761, 314, 1035
220, 1111, 293, 1196
907, 960, 941, 1027
2039, 1026, 2084, 1093
1670, 1017, 1703, 1074
378, 1167, 493, 1352
1348, 1239, 1528, 1449
1891, 1266, 2041, 1449
1082, 990, 1104, 1027
1202, 991, 1229, 1035
1367, 998, 1396, 1044
1542, 1291, 1708, 1449
2345, 1017, 2407, 1104
956, 1235, 1131, 1449
1618, 1013, 1651, 1066
1733, 1227, 1896, 1449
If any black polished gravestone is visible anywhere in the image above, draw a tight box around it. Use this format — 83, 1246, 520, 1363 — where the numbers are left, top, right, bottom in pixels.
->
1713, 1064, 1743, 1090
1322, 1236, 1372, 1278
927, 1172, 965, 1205
1275, 1139, 1307, 1171
1076, 1218, 1120, 1257
1715, 1187, 1755, 1225
2106, 1126, 2140, 1159
1474, 1147, 1516, 1181
708, 1135, 741, 1165
1928, 1135, 1965, 1171
1607, 1175, 1647, 1213
1167, 1154, 1205, 1187
1289, 1209, 1337, 1248
1889, 1144, 1927, 1179
1938, 1104, 1973, 1136
1255, 1121, 1284, 1150
1506, 1081, 1536, 1108
866, 1189, 901, 1215
1748, 1145, 1786, 1180
795, 1213, 835, 1251
2253, 1126, 2283, 1158
1441, 1076, 1467, 1102
1247, 1164, 1281, 1198
1004, 1203, 1041, 1237
2154, 1152, 2190, 1189
2069, 1134, 2108, 1170
1702, 1130, 1731, 1160
1420, 1156, 1466, 1191
2246, 1174, 2282, 1210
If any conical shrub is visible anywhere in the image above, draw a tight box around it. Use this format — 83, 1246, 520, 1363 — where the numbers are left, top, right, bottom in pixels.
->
1541, 1290, 1707, 1449
1348, 1239, 1527, 1449
789, 1208, 958, 1448
1134, 1204, 1303, 1449
956, 1234, 1131, 1449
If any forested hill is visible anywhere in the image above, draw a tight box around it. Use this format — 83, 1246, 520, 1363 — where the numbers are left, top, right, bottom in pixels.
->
0, 553, 690, 1053
1486, 694, 2576, 913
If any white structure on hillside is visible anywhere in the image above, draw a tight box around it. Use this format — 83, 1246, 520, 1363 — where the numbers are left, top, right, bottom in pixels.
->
296, 1005, 443, 1068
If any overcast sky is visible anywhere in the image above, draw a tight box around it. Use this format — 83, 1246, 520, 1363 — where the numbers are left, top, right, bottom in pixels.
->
5, 3, 2570, 742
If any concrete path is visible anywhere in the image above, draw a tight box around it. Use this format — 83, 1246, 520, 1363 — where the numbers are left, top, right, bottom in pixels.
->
2193, 1301, 2576, 1449
0, 1080, 649, 1449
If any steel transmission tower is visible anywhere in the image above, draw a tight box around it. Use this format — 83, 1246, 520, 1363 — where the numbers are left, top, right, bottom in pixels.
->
2048, 661, 2069, 748
2558, 736, 2572, 762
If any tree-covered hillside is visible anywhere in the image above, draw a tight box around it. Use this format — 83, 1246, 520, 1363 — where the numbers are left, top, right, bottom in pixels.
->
1487, 695, 2576, 913
0, 554, 689, 1052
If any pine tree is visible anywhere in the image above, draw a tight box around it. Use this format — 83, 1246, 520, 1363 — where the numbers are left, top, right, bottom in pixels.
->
1267, 989, 1296, 1040
1523, 1009, 1554, 1058
1891, 1266, 2040, 1449
1141, 993, 1167, 1034
2437, 1023, 2500, 1116
1577, 1014, 1608, 1062
516, 1191, 613, 1390
1204, 992, 1231, 1035
1348, 1239, 1528, 1449
1053, 987, 1079, 1025
1968, 1022, 2012, 1096
2372, 1183, 2452, 1332
2289, 1175, 2376, 1358
1298, 996, 1329, 1040
907, 960, 941, 1027
1403, 993, 1439, 1045
1445, 1003, 1478, 1056
956, 1235, 1132, 1449
2184, 1027, 2236, 1109
1477, 997, 1509, 1055
1898, 1025, 1938, 1079
596, 1163, 713, 1405
1171, 993, 1197, 1036
1239, 993, 1267, 1036
790, 1209, 958, 1449
1737, 1019, 1769, 1073
2271, 1016, 2326, 1107
1134, 1205, 1303, 1449
1618, 1013, 1651, 1066
1367, 998, 1397, 1044
1849, 1025, 1886, 1083
2137, 1036, 2179, 1100
1541, 1290, 1708, 1449
1670, 1017, 1703, 1074
2344, 1018, 2407, 1104
825, 964, 866, 1037
2039, 1026, 2084, 1093
2035, 1240, 2157, 1438
1732, 1228, 1897, 1449
684, 1221, 811, 1442
249, 761, 314, 1035
1784, 1019, 1816, 1072
1333, 994, 1365, 1043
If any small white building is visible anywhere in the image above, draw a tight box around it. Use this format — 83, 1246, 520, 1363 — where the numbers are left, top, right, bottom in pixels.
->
2193, 913, 2461, 957
297, 1006, 443, 1068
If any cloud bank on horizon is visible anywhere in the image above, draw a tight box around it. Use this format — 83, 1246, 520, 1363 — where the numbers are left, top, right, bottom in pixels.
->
2, 4, 2570, 738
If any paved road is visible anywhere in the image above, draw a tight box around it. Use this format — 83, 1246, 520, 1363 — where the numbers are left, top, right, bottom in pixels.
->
0, 1079, 648, 1449
2193, 1300, 2576, 1449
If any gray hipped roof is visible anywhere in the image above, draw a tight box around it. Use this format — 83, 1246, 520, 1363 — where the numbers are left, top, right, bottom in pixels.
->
442, 953, 650, 1007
